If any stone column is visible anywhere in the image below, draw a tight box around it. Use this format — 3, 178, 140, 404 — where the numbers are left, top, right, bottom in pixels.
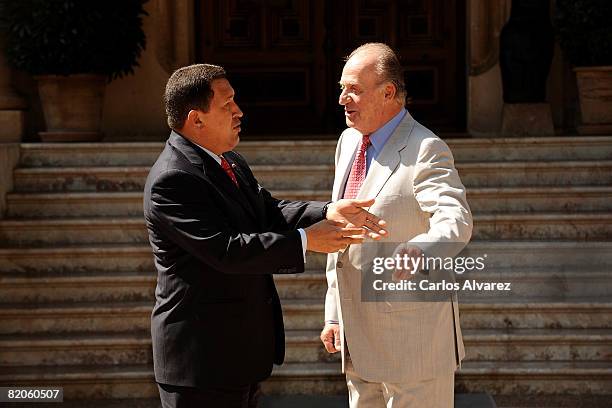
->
0, 33, 27, 143
153, 0, 196, 74
499, 0, 555, 136
468, 0, 511, 136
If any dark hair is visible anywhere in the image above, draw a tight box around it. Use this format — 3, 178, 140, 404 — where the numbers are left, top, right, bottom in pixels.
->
164, 63, 227, 129
347, 43, 407, 104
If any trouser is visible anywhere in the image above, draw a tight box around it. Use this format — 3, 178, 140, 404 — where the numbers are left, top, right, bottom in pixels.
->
157, 382, 261, 408
345, 356, 454, 408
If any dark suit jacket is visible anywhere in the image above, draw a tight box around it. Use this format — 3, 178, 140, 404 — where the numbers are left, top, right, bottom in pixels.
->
143, 131, 327, 387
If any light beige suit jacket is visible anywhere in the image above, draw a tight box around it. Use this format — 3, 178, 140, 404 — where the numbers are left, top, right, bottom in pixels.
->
325, 112, 473, 383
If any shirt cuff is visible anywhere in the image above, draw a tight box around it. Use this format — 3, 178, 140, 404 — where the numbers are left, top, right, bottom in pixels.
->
298, 228, 307, 263
325, 320, 339, 325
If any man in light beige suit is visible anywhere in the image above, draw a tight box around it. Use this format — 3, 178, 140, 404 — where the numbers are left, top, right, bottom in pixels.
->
320, 43, 473, 407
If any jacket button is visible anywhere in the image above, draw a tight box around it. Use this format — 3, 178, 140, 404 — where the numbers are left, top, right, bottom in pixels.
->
267, 297, 273, 304
337, 261, 343, 268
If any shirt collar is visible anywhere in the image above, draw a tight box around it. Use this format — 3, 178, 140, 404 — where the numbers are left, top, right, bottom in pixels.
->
193, 142, 222, 165
368, 108, 407, 154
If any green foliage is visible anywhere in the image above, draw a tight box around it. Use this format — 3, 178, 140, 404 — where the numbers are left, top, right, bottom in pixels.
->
554, 0, 612, 66
1, 0, 148, 79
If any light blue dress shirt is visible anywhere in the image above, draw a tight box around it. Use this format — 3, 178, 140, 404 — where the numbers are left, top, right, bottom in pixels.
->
341, 108, 407, 197
366, 107, 407, 171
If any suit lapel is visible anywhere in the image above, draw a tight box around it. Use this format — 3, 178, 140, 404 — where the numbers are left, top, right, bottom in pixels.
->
224, 155, 264, 223
167, 132, 258, 222
203, 154, 258, 222
357, 113, 416, 200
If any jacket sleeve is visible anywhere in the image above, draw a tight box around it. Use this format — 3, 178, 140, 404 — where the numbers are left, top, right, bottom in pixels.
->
147, 168, 305, 275
408, 136, 473, 258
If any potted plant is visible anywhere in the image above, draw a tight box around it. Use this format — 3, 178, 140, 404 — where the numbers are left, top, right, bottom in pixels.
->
555, 0, 612, 135
1, 0, 148, 142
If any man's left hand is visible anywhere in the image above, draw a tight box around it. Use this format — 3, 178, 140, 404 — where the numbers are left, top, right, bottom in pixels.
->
391, 243, 424, 282
326, 198, 387, 239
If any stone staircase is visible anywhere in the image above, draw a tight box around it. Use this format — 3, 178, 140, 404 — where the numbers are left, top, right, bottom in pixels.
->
0, 137, 611, 407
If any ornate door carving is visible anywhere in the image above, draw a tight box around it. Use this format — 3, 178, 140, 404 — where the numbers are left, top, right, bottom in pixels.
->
197, 0, 465, 135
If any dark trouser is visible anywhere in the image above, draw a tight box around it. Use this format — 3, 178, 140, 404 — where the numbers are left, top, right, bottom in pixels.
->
158, 382, 261, 408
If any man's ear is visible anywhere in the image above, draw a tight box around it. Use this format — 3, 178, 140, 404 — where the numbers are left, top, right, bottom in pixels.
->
384, 83, 396, 101
187, 110, 204, 128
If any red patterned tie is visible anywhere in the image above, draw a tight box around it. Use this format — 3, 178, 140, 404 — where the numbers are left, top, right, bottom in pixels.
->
343, 134, 371, 199
220, 156, 239, 188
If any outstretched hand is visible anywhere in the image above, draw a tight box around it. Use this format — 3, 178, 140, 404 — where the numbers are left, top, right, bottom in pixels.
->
326, 198, 388, 239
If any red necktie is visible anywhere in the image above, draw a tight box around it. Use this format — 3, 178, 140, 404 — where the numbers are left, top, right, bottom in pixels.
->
343, 134, 371, 199
220, 157, 239, 188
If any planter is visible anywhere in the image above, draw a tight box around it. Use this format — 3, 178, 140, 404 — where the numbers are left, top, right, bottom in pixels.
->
35, 74, 106, 142
574, 66, 612, 135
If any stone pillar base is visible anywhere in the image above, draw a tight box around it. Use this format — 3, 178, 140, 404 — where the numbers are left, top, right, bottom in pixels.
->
0, 143, 20, 218
501, 103, 554, 137
0, 110, 25, 143
577, 124, 612, 135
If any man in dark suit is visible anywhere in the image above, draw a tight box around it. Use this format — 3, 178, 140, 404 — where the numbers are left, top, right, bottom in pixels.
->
144, 64, 387, 408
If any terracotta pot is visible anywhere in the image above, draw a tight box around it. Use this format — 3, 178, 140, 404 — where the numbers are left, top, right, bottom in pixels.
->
35, 74, 106, 142
574, 66, 612, 135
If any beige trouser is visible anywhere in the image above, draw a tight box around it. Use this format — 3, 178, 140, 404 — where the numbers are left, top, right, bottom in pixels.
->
345, 357, 454, 408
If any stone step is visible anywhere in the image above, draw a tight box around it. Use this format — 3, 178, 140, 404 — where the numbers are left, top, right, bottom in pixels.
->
0, 245, 327, 274
3, 212, 612, 245
467, 186, 612, 213
10, 165, 336, 192
279, 299, 612, 331
17, 137, 612, 167
457, 361, 612, 396
457, 161, 612, 187
0, 364, 158, 399
284, 328, 612, 364
472, 212, 612, 240
7, 186, 612, 219
1, 297, 611, 335
462, 328, 612, 362
266, 360, 612, 396
0, 242, 610, 274
0, 271, 157, 304
0, 330, 334, 367
2, 266, 609, 305
1, 361, 609, 400
456, 269, 612, 300
0, 270, 327, 304
0, 302, 152, 334
11, 161, 612, 192
0, 331, 153, 366
5, 190, 331, 218
3, 327, 609, 368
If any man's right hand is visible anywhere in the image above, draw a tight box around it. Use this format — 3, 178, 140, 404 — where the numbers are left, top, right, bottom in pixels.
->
320, 323, 341, 353
305, 220, 365, 253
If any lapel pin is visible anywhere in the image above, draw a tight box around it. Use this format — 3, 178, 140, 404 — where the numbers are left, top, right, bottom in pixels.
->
231, 163, 237, 168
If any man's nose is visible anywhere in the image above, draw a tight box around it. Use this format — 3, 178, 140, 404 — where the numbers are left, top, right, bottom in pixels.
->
339, 90, 349, 106
234, 104, 243, 118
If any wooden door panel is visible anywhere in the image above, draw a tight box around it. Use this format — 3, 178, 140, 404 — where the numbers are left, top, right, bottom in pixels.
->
196, 0, 465, 135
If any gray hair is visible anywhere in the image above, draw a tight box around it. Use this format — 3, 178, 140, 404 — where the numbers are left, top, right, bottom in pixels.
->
346, 43, 407, 105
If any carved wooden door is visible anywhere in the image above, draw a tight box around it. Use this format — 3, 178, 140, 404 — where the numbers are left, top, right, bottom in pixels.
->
197, 0, 465, 135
